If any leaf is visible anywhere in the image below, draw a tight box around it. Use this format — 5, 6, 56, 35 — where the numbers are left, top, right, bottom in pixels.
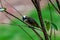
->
45, 20, 50, 31
51, 23, 58, 30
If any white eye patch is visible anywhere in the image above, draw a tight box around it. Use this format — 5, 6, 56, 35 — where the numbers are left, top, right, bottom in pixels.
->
23, 15, 26, 18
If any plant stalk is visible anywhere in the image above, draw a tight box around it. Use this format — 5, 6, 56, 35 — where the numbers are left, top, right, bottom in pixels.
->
31, 0, 49, 40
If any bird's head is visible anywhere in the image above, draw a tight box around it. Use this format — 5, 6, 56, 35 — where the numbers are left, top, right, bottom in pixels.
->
22, 15, 27, 21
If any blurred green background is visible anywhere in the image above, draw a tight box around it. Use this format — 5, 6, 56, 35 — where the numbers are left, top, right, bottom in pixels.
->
0, 3, 60, 40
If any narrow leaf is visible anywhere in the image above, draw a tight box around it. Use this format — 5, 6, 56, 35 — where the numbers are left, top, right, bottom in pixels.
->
51, 23, 58, 30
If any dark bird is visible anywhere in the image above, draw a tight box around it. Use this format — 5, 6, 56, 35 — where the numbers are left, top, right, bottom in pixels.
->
22, 15, 40, 28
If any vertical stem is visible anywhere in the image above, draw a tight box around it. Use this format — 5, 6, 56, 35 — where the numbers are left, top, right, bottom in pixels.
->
56, 0, 60, 10
37, 7, 49, 40
31, 0, 49, 40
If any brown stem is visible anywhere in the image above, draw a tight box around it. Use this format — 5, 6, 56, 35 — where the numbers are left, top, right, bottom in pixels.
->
31, 0, 49, 40
37, 7, 49, 40
56, 0, 60, 10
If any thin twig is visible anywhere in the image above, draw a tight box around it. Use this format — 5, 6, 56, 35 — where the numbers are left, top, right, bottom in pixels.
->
49, 0, 60, 14
31, 0, 49, 40
56, 0, 60, 10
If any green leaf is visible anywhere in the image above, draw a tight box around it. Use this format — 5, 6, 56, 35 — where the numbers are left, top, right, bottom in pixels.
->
45, 20, 50, 31
51, 23, 58, 30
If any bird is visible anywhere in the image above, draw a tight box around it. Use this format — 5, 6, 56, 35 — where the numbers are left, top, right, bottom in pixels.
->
22, 15, 40, 28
